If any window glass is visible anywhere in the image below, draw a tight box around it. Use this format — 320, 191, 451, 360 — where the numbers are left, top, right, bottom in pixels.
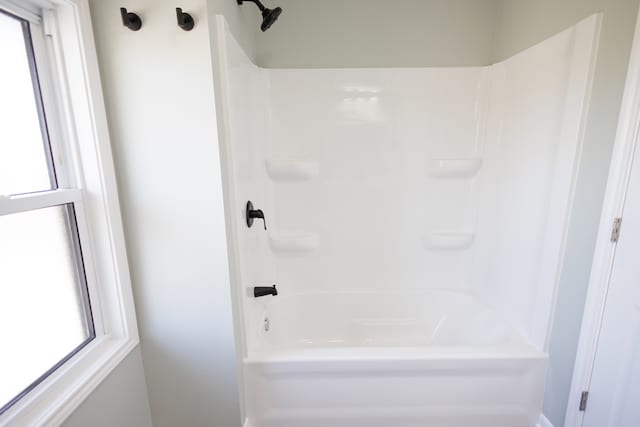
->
0, 11, 55, 196
0, 206, 94, 411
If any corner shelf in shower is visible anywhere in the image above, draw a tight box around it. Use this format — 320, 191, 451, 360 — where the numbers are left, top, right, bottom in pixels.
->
427, 158, 482, 179
269, 232, 320, 253
266, 158, 319, 182
423, 232, 474, 251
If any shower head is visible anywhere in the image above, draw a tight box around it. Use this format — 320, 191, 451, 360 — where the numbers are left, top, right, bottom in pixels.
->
237, 0, 283, 32
261, 6, 282, 31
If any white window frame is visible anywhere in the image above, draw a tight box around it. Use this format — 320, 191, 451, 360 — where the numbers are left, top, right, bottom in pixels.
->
0, 0, 139, 426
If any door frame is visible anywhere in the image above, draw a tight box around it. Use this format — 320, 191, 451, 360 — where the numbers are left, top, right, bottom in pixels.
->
564, 8, 640, 427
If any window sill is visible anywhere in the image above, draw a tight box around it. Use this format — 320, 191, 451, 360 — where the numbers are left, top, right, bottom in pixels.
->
0, 335, 138, 427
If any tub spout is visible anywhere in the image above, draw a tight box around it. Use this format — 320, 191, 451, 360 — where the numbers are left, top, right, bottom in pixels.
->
254, 285, 278, 297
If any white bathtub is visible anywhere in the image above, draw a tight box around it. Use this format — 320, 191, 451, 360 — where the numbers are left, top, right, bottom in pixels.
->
244, 291, 547, 427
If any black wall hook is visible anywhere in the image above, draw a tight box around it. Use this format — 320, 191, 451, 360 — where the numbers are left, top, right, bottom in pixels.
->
120, 8, 142, 31
176, 8, 194, 31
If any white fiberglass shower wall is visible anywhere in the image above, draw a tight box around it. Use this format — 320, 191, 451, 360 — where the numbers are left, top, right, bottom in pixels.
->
212, 14, 600, 427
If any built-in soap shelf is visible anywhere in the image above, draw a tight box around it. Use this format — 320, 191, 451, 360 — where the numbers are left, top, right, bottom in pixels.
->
423, 232, 474, 251
427, 158, 482, 179
269, 232, 319, 253
266, 158, 319, 182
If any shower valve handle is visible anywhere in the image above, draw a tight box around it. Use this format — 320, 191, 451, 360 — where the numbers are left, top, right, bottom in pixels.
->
246, 201, 267, 230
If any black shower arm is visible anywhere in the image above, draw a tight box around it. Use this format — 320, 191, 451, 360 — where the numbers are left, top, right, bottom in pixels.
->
237, 0, 266, 12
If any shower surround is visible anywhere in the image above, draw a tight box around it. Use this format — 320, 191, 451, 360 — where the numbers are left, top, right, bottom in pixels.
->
212, 14, 600, 427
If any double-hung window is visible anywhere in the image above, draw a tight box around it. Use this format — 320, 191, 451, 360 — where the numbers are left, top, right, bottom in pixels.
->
0, 1, 138, 425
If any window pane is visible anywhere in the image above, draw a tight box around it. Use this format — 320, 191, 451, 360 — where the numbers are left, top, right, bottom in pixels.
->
0, 205, 94, 412
0, 11, 55, 196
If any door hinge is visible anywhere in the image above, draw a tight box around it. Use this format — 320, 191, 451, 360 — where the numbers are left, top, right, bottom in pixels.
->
611, 217, 623, 242
579, 391, 589, 411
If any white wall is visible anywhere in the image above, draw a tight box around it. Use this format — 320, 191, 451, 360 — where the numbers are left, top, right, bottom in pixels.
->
216, 25, 276, 357
83, 0, 257, 426
266, 67, 484, 293
474, 18, 599, 350
492, 1, 640, 425
61, 347, 152, 427
255, 0, 501, 68
220, 17, 596, 355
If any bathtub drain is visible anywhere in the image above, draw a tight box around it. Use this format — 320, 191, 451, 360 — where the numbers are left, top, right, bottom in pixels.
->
264, 317, 270, 332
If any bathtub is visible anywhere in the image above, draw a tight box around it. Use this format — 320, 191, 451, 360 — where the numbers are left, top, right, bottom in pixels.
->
244, 291, 547, 427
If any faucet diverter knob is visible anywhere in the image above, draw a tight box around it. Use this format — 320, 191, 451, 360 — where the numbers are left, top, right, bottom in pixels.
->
254, 285, 278, 298
246, 200, 267, 230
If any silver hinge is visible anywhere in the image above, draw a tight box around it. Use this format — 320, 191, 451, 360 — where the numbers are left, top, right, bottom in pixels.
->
611, 217, 623, 242
579, 391, 589, 411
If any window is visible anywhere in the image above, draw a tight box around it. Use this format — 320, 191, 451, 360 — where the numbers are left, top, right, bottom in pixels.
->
0, 9, 95, 414
0, 1, 138, 426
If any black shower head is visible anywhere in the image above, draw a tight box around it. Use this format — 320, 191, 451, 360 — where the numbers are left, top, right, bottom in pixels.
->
237, 0, 282, 32
261, 6, 282, 32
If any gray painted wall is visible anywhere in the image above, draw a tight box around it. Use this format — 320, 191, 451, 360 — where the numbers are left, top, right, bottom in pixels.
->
255, 0, 501, 68
63, 1, 259, 426
62, 348, 152, 427
88, 0, 247, 426
493, 1, 640, 425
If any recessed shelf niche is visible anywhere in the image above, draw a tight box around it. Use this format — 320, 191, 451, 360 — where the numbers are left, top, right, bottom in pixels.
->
269, 232, 320, 253
427, 158, 482, 179
423, 232, 475, 251
266, 158, 319, 182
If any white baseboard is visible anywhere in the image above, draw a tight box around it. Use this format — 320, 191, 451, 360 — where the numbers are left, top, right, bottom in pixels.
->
538, 414, 554, 427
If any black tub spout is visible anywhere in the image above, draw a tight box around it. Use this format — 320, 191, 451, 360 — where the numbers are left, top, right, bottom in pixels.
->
254, 285, 278, 297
